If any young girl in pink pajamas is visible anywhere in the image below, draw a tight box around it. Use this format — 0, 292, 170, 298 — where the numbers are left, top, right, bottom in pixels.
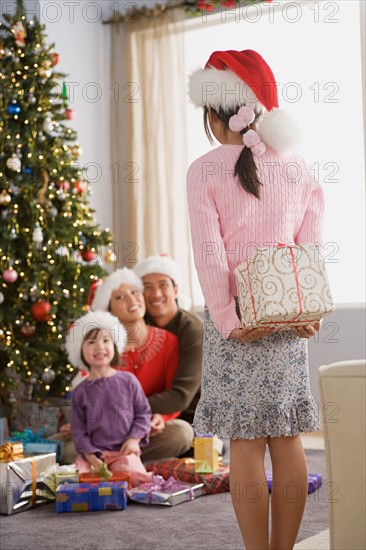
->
66, 310, 152, 486
187, 50, 323, 549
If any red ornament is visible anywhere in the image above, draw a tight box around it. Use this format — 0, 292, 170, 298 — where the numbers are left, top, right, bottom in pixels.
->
53, 52, 59, 66
81, 250, 95, 262
3, 268, 18, 283
31, 301, 51, 322
55, 180, 70, 191
66, 108, 75, 120
20, 323, 36, 338
74, 180, 87, 194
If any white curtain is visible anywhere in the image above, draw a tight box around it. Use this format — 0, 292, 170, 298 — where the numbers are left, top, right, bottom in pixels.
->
110, 8, 193, 306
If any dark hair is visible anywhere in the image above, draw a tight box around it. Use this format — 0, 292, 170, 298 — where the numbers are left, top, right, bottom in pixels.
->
203, 106, 262, 199
81, 328, 120, 368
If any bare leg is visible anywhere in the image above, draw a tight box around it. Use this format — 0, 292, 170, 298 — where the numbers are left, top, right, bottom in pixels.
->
268, 435, 308, 550
230, 437, 269, 550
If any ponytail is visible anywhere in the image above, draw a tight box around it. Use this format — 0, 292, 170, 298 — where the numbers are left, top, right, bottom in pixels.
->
203, 106, 262, 199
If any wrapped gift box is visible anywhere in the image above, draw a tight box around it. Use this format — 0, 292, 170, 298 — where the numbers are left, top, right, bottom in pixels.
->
0, 418, 9, 446
9, 428, 63, 462
23, 441, 63, 463
129, 475, 204, 506
265, 471, 322, 494
235, 243, 334, 328
193, 434, 221, 473
0, 445, 56, 515
145, 459, 230, 495
79, 471, 132, 488
55, 481, 128, 512
145, 459, 323, 496
16, 399, 63, 437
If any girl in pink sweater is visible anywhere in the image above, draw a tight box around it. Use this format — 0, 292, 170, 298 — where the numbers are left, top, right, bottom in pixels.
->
187, 50, 322, 550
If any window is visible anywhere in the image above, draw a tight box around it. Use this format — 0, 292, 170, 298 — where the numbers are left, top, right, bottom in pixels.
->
184, 0, 365, 307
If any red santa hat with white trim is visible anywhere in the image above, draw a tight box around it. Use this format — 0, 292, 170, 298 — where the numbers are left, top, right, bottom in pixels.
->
188, 49, 300, 152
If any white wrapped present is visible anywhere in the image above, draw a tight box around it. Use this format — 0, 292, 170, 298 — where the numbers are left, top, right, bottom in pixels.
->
234, 243, 334, 329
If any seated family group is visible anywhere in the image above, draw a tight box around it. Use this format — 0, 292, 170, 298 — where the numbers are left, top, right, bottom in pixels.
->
52, 255, 203, 478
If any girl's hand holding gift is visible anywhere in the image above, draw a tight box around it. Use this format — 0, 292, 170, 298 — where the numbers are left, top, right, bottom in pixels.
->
120, 437, 141, 456
291, 321, 321, 339
84, 452, 104, 471
229, 326, 276, 344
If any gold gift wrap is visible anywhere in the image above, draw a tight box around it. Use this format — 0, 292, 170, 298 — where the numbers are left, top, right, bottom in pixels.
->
235, 243, 334, 329
0, 452, 56, 514
193, 436, 220, 474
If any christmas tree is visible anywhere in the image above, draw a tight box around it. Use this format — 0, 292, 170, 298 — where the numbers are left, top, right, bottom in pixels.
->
0, 0, 115, 400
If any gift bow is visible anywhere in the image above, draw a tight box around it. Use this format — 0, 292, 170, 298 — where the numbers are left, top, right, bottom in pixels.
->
10, 427, 46, 443
0, 441, 24, 462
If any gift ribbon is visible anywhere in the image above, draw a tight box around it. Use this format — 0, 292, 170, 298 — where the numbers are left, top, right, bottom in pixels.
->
10, 427, 46, 444
31, 457, 37, 507
0, 441, 24, 462
246, 244, 316, 326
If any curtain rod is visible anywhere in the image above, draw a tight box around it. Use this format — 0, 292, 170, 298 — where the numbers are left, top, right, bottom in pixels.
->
102, 1, 184, 24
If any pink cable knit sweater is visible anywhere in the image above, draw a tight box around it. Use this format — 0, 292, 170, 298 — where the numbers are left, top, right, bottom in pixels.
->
186, 144, 325, 339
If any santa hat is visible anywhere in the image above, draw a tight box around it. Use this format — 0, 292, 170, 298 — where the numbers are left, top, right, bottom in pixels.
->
65, 311, 126, 370
188, 49, 300, 152
134, 254, 181, 289
91, 268, 143, 312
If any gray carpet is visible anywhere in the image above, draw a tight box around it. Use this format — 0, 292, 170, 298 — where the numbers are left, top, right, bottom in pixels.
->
0, 449, 328, 550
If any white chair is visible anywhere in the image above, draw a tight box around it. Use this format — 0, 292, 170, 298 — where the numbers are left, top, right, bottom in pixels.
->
318, 360, 366, 550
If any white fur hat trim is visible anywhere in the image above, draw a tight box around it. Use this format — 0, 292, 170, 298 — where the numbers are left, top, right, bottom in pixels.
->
65, 311, 127, 370
257, 108, 302, 152
188, 67, 264, 113
91, 268, 143, 312
134, 255, 181, 289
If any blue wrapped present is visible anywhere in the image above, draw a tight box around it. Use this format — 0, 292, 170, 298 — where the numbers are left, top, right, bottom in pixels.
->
55, 482, 128, 513
24, 441, 63, 463
265, 471, 322, 494
8, 429, 63, 462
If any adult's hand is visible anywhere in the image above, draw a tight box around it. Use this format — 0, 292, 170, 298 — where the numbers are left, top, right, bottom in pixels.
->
150, 413, 165, 437
291, 321, 321, 339
229, 326, 276, 343
59, 422, 72, 441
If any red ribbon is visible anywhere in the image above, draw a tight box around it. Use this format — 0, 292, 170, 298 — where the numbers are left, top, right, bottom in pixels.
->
246, 244, 316, 326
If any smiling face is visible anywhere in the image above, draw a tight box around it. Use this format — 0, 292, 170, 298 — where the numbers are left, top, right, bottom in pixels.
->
81, 328, 116, 369
142, 273, 178, 326
109, 283, 146, 324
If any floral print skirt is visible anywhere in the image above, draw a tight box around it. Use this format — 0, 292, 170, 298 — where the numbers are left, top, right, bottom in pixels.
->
193, 305, 320, 440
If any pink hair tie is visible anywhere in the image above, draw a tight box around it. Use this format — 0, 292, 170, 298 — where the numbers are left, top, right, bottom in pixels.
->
228, 106, 255, 132
243, 129, 266, 157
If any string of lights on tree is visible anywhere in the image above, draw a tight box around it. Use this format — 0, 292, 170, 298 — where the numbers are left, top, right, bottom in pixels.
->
0, 0, 116, 399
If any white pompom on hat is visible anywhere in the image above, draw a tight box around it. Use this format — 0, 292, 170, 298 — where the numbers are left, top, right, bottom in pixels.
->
91, 268, 143, 312
134, 254, 182, 289
188, 49, 300, 152
65, 311, 126, 370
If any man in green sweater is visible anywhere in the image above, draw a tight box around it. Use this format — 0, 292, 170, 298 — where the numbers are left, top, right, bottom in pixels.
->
134, 255, 203, 442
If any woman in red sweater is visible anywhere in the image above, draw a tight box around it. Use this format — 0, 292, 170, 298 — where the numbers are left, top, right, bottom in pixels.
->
92, 268, 194, 460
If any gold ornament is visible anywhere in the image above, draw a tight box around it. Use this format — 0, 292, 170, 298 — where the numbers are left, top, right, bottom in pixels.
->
37, 169, 49, 204
0, 190, 11, 206
70, 145, 83, 158
104, 250, 117, 264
